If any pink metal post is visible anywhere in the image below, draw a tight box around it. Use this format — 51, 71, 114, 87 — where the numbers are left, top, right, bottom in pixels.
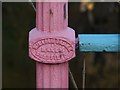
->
29, 0, 75, 89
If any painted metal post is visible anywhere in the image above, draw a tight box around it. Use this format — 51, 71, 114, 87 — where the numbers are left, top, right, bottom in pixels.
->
78, 34, 120, 52
29, 1, 75, 89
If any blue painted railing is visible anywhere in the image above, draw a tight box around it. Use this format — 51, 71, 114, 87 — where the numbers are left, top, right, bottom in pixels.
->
78, 34, 120, 52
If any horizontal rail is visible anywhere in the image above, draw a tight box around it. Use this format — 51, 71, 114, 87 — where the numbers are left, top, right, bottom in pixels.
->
78, 34, 120, 52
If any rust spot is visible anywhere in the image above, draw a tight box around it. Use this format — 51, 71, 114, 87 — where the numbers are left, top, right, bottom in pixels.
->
64, 3, 66, 19
80, 43, 84, 46
103, 50, 106, 52
88, 43, 91, 45
50, 9, 53, 16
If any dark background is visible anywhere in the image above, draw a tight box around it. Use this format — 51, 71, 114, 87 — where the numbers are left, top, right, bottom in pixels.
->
2, 2, 120, 88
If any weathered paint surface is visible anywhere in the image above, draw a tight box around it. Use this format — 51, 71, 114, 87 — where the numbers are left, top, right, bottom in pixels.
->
29, 1, 75, 89
78, 34, 120, 52
29, 2, 75, 64
29, 27, 75, 63
36, 62, 68, 88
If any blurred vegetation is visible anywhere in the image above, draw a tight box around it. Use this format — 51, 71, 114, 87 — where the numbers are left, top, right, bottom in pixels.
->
2, 2, 120, 89
3, 2, 36, 88
69, 2, 120, 88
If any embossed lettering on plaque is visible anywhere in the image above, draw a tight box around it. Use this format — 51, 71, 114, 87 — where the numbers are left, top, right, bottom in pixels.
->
29, 37, 74, 63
